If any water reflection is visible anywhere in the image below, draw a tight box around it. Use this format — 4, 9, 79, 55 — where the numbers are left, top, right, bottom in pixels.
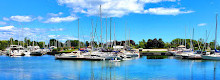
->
0, 55, 220, 80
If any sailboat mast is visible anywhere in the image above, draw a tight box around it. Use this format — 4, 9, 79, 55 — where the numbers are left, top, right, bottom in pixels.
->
33, 37, 34, 46
18, 31, 20, 46
110, 17, 112, 47
91, 19, 93, 50
43, 41, 45, 48
205, 30, 207, 50
185, 26, 186, 48
190, 29, 192, 49
100, 5, 102, 48
125, 22, 126, 49
129, 29, 130, 47
192, 28, 194, 50
114, 22, 116, 46
22, 25, 24, 47
106, 17, 108, 48
27, 38, 28, 46
78, 18, 80, 50
215, 14, 218, 49
11, 37, 12, 45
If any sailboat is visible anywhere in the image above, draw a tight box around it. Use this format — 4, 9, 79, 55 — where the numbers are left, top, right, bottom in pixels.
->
55, 18, 82, 59
202, 14, 220, 60
187, 30, 209, 59
174, 27, 202, 59
102, 17, 113, 52
119, 23, 139, 60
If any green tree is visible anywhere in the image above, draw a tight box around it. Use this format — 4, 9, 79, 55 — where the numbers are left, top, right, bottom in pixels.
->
85, 41, 89, 47
0, 40, 9, 50
158, 38, 165, 48
146, 39, 152, 48
164, 42, 171, 48
139, 39, 146, 48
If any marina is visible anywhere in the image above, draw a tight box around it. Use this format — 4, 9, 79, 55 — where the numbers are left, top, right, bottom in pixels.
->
0, 0, 220, 80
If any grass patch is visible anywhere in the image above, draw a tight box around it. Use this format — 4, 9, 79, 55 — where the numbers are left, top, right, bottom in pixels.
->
59, 49, 78, 53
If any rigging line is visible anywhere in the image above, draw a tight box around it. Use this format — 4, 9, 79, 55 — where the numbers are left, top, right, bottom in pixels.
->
202, 30, 212, 51
94, 20, 100, 44
204, 22, 215, 48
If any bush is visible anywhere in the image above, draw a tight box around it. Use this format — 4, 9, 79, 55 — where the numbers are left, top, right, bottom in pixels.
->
52, 49, 58, 52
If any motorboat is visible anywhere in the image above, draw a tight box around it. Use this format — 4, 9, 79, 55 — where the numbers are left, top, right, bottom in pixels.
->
28, 46, 43, 56
110, 57, 121, 62
187, 50, 202, 59
202, 54, 220, 60
6, 45, 25, 57
24, 49, 31, 56
202, 50, 220, 60
55, 51, 83, 60
123, 50, 139, 57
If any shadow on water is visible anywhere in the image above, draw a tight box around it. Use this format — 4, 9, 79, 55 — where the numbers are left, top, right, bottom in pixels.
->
174, 58, 220, 80
55, 59, 124, 80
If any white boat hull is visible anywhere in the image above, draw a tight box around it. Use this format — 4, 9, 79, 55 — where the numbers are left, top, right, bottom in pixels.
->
202, 55, 220, 60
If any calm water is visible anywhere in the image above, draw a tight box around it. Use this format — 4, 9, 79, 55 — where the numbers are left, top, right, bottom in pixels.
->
0, 55, 220, 80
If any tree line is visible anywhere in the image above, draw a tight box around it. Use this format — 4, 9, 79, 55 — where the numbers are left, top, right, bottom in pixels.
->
0, 37, 136, 50
137, 38, 165, 49
0, 37, 218, 50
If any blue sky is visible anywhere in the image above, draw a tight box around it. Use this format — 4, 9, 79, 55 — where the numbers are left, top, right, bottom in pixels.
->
0, 0, 219, 44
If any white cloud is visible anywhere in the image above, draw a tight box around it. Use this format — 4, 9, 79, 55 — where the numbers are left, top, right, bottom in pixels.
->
0, 26, 14, 30
0, 21, 6, 25
58, 0, 144, 17
3, 16, 43, 22
140, 0, 176, 3
0, 26, 48, 40
49, 28, 64, 31
48, 35, 57, 38
44, 16, 77, 23
0, 25, 79, 42
48, 12, 63, 16
57, 0, 190, 17
198, 23, 207, 27
24, 28, 30, 30
0, 26, 72, 42
47, 35, 78, 42
3, 17, 10, 21
36, 16, 43, 21
63, 36, 77, 40
143, 7, 194, 15
10, 15, 33, 22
